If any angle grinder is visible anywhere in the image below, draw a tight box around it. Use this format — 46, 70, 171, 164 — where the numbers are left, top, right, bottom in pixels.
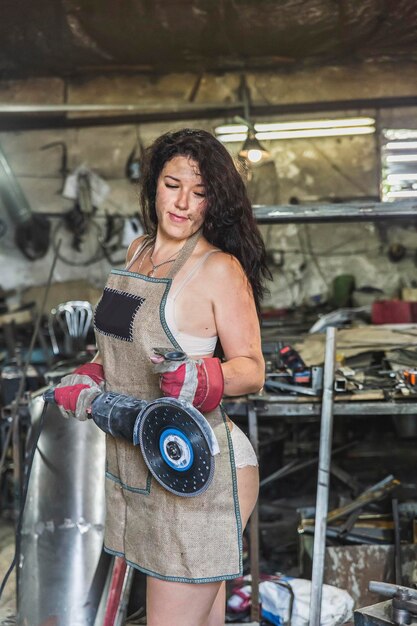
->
43, 348, 219, 497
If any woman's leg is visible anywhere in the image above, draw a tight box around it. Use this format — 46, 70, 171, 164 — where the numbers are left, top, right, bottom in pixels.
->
146, 577, 222, 626
205, 463, 260, 626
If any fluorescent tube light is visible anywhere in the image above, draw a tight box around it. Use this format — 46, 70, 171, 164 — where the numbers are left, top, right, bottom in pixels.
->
255, 117, 375, 131
385, 190, 417, 198
215, 124, 249, 134
217, 126, 375, 143
385, 141, 417, 150
255, 127, 375, 140
385, 155, 417, 163
384, 130, 417, 140
215, 117, 375, 135
217, 133, 248, 143
387, 173, 417, 182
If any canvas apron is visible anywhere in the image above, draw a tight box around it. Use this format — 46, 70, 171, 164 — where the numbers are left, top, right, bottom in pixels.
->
93, 231, 243, 583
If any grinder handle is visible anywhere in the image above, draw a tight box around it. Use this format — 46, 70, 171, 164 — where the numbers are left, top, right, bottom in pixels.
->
42, 387, 93, 417
43, 387, 57, 404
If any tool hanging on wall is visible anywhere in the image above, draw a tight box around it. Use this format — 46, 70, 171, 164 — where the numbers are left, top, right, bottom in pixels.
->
53, 165, 112, 265
125, 126, 145, 183
0, 143, 50, 260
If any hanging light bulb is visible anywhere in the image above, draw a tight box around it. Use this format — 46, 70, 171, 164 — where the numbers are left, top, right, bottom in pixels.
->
232, 77, 271, 165
238, 129, 270, 164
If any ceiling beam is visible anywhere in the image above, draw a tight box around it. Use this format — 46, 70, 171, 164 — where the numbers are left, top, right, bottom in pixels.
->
0, 95, 416, 131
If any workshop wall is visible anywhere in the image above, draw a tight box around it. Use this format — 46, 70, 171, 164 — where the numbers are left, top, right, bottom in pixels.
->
1, 62, 417, 311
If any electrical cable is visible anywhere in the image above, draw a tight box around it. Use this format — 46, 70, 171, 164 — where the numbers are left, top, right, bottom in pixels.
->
302, 223, 329, 291
0, 401, 47, 600
51, 212, 126, 267
0, 241, 61, 600
52, 216, 105, 266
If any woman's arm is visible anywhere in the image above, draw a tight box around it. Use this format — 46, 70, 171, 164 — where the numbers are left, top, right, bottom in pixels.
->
211, 254, 265, 397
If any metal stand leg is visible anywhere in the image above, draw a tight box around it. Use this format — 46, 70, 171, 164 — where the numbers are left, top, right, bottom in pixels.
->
309, 327, 336, 626
103, 557, 128, 626
248, 401, 260, 625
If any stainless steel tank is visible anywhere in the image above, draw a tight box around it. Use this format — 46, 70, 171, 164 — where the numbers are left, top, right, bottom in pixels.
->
17, 394, 108, 626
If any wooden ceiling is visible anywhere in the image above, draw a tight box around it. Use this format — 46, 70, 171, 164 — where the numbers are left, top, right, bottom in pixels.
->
1, 0, 417, 79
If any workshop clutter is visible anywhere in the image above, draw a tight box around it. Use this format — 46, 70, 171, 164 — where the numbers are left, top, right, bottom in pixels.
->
372, 300, 417, 324
227, 575, 354, 625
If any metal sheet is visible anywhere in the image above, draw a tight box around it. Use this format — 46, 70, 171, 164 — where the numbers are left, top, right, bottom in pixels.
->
324, 544, 417, 609
18, 397, 107, 626
354, 600, 395, 626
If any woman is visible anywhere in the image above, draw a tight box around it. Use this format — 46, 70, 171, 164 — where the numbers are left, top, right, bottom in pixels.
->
54, 128, 270, 626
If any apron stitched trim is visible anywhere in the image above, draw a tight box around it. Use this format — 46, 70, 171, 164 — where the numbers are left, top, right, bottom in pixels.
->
106, 470, 152, 495
103, 545, 242, 584
220, 405, 244, 575
111, 269, 171, 282
159, 280, 183, 351
109, 268, 183, 352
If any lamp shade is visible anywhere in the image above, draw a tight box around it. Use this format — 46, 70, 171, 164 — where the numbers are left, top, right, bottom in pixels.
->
238, 130, 270, 164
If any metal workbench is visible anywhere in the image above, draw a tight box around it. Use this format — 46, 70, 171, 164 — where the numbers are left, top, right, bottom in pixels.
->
225, 393, 417, 420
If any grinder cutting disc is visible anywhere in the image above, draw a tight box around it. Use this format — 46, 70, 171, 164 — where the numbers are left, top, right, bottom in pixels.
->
133, 398, 215, 497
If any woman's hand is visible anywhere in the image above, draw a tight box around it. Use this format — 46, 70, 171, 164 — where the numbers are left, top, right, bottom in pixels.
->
151, 355, 224, 412
53, 362, 105, 421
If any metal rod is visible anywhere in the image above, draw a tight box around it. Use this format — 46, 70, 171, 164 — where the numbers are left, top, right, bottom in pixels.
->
369, 581, 417, 600
392, 498, 402, 585
103, 557, 128, 626
248, 402, 260, 625
114, 565, 134, 626
308, 327, 336, 626
260, 441, 357, 488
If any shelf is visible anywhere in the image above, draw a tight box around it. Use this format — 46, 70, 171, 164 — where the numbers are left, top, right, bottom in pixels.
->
253, 200, 417, 224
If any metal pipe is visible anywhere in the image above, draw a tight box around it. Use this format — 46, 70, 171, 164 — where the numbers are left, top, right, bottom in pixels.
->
369, 581, 417, 600
114, 565, 135, 626
0, 95, 416, 131
308, 326, 336, 626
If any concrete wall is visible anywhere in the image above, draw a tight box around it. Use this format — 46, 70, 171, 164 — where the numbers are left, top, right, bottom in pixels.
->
1, 62, 416, 310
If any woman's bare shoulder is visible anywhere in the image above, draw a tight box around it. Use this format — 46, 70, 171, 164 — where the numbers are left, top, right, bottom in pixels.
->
126, 235, 148, 263
198, 249, 250, 302
204, 248, 246, 281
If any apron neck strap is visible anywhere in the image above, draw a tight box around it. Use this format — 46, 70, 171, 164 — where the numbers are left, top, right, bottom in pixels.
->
167, 228, 202, 279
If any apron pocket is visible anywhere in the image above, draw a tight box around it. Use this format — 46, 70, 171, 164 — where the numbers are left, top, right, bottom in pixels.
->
106, 436, 152, 495
94, 287, 145, 342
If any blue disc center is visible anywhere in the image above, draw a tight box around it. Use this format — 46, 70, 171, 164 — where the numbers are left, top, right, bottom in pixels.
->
159, 427, 194, 472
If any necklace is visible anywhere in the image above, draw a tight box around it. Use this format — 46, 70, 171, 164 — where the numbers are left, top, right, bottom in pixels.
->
147, 247, 179, 277
137, 246, 151, 275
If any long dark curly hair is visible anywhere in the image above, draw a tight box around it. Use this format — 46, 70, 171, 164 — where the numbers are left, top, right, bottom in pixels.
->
139, 128, 270, 313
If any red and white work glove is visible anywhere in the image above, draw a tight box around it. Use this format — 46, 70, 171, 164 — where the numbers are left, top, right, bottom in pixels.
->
53, 362, 105, 421
151, 355, 224, 413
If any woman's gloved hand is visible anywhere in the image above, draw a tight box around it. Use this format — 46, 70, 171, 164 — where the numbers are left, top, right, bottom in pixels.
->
53, 362, 105, 421
151, 355, 224, 413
